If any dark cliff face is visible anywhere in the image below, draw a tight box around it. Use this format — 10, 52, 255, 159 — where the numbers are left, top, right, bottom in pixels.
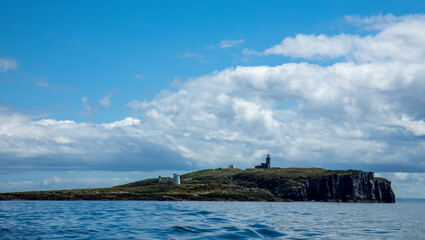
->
273, 171, 395, 203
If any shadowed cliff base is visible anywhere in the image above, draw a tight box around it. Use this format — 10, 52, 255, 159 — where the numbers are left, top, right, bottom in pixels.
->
0, 168, 395, 203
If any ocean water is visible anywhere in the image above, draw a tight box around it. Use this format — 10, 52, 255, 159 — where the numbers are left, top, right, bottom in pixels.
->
1, 201, 424, 239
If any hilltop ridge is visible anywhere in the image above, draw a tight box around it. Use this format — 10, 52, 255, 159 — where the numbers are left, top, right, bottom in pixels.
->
0, 167, 395, 203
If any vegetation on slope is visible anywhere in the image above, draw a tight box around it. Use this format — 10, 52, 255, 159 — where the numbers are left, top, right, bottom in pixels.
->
0, 168, 387, 202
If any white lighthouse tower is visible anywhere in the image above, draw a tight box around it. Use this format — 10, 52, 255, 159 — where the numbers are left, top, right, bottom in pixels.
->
173, 174, 180, 185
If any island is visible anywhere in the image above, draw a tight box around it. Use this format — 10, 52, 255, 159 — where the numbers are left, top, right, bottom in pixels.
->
0, 167, 395, 203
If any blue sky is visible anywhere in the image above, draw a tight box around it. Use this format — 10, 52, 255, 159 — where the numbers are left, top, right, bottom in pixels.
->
2, 1, 425, 198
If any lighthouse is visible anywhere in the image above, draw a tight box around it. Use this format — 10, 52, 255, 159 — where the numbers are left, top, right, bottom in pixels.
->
173, 174, 181, 185
266, 154, 271, 169
255, 154, 271, 169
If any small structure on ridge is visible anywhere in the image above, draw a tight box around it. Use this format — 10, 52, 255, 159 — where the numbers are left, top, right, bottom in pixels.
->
173, 174, 181, 185
158, 176, 168, 183
255, 154, 271, 169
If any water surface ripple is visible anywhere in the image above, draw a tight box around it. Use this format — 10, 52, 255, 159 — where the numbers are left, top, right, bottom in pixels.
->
1, 201, 424, 239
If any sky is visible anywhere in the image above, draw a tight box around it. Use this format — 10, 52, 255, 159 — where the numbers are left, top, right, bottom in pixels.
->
1, 0, 425, 198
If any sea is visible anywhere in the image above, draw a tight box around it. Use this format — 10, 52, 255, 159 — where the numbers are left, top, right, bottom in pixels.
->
1, 200, 425, 239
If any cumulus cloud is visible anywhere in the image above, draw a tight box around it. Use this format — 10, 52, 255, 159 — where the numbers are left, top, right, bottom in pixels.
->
99, 93, 113, 107
0, 57, 18, 72
263, 14, 425, 62
2, 14, 425, 181
242, 48, 262, 56
263, 33, 358, 58
395, 116, 425, 137
219, 39, 245, 48
123, 59, 425, 171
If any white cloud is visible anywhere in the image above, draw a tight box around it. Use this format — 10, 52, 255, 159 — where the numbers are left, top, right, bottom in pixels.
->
99, 93, 113, 107
121, 14, 425, 171
242, 48, 262, 56
219, 39, 245, 48
0, 108, 191, 171
263, 33, 358, 58
101, 117, 141, 128
123, 57, 423, 169
263, 14, 425, 63
344, 14, 425, 30
0, 57, 18, 72
2, 14, 425, 188
395, 115, 425, 136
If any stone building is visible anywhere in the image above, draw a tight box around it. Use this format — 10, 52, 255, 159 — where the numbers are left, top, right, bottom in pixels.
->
255, 154, 271, 169
158, 176, 168, 183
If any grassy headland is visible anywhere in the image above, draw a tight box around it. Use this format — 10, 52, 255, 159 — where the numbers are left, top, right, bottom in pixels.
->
0, 168, 392, 202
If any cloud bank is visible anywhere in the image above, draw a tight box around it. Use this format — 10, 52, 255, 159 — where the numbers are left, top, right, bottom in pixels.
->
0, 108, 191, 171
1, 14, 425, 177
264, 14, 425, 62
1, 176, 134, 192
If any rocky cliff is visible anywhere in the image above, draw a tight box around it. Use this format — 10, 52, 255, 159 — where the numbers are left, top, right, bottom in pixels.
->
254, 171, 395, 203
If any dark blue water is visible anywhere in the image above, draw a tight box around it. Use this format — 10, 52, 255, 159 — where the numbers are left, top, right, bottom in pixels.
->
1, 201, 424, 239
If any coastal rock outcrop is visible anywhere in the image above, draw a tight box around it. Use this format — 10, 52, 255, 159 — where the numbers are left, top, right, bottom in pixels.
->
273, 171, 395, 203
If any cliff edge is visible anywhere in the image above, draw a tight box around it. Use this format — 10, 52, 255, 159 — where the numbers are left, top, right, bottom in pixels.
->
235, 170, 395, 202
